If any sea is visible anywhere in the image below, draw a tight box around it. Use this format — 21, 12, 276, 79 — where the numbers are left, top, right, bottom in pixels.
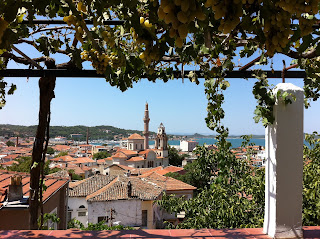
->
92, 138, 310, 148
151, 138, 265, 148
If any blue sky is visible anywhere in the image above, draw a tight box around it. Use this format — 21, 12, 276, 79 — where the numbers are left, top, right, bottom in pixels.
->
1, 43, 320, 136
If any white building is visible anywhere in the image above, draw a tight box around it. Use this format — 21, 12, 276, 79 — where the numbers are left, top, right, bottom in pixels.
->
68, 174, 163, 228
180, 140, 199, 152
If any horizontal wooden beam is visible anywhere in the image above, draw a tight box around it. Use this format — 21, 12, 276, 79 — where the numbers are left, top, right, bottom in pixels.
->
0, 69, 306, 79
21, 20, 125, 25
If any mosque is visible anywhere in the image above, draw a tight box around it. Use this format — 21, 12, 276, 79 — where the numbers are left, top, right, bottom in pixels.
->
107, 103, 169, 168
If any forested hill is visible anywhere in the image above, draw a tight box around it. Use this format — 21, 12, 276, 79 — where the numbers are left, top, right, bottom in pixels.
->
0, 124, 154, 140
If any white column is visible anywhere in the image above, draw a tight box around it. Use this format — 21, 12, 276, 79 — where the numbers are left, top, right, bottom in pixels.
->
263, 83, 304, 238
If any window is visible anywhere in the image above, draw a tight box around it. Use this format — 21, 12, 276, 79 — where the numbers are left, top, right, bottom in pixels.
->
79, 205, 86, 209
98, 216, 107, 223
67, 211, 72, 222
142, 210, 148, 227
78, 211, 86, 217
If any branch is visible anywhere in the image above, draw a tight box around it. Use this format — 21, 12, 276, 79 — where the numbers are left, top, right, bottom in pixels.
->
56, 60, 78, 69
30, 26, 73, 35
2, 52, 47, 66
283, 48, 319, 59
12, 46, 43, 69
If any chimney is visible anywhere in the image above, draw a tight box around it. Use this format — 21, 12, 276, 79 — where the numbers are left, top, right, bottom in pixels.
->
8, 175, 23, 201
16, 136, 19, 147
127, 181, 132, 198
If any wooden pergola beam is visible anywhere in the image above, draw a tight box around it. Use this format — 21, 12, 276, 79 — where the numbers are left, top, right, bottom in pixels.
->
0, 69, 306, 79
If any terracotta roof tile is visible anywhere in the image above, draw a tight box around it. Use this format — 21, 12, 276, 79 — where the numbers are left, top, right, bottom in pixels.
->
155, 166, 185, 176
86, 176, 163, 202
73, 157, 95, 164
112, 152, 128, 159
0, 170, 68, 203
69, 174, 116, 197
51, 155, 75, 162
139, 172, 196, 191
126, 156, 144, 162
128, 133, 144, 140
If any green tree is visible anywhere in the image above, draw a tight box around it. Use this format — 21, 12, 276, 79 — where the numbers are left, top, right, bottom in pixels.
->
8, 156, 59, 175
6, 140, 14, 147
8, 156, 31, 172
46, 147, 55, 155
54, 151, 68, 158
93, 151, 111, 160
158, 129, 265, 229
303, 132, 320, 226
68, 169, 83, 180
168, 146, 186, 166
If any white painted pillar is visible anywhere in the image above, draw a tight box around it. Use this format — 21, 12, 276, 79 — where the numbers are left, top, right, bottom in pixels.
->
263, 83, 304, 238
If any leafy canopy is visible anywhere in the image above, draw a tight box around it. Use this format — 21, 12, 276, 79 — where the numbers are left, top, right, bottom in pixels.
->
1, 0, 320, 126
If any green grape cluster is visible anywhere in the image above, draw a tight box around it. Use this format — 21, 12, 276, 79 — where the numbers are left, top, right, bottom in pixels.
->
158, 0, 206, 48
63, 15, 86, 42
205, 0, 243, 34
0, 17, 9, 45
139, 45, 161, 66
263, 8, 293, 56
276, 0, 318, 15
81, 50, 125, 74
101, 27, 115, 48
130, 25, 160, 66
276, 0, 319, 37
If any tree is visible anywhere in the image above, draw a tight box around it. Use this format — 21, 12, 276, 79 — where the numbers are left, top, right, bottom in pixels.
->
93, 151, 111, 160
46, 147, 55, 155
168, 146, 186, 166
6, 140, 14, 147
8, 156, 60, 175
303, 132, 320, 226
54, 151, 68, 158
1, 0, 320, 229
158, 131, 265, 229
68, 169, 83, 180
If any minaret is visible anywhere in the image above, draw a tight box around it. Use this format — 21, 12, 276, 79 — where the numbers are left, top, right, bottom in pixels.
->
143, 102, 150, 149
86, 127, 89, 145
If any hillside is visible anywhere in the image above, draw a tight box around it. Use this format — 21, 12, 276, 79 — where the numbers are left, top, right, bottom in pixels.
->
0, 124, 155, 140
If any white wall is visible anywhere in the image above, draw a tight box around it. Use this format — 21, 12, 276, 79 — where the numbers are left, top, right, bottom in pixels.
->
88, 200, 142, 227
180, 141, 198, 152
68, 197, 88, 227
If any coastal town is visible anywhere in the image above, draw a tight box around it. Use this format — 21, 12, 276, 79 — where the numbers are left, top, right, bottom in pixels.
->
0, 103, 265, 230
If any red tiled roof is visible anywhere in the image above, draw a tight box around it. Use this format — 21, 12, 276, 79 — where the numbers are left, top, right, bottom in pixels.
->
126, 156, 144, 162
52, 145, 71, 151
73, 157, 95, 164
3, 154, 20, 160
108, 164, 135, 172
0, 170, 69, 203
128, 133, 144, 140
0, 160, 19, 166
112, 152, 128, 159
155, 166, 185, 176
51, 155, 75, 162
117, 149, 138, 155
86, 176, 163, 202
139, 166, 163, 175
69, 174, 116, 197
139, 172, 196, 191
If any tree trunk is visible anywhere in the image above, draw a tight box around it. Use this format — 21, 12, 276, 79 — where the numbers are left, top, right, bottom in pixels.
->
29, 73, 56, 229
